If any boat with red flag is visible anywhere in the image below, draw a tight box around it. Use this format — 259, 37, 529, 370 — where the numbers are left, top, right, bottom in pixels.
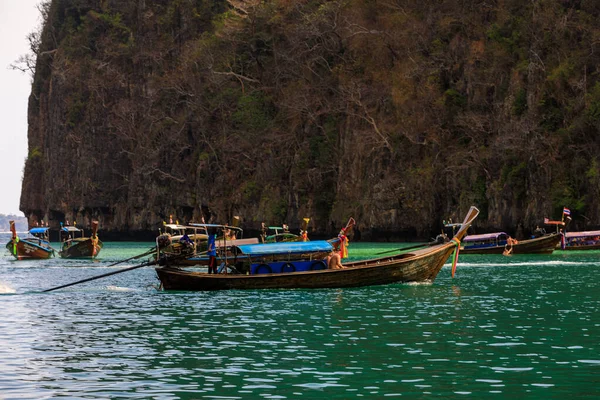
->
544, 213, 600, 250
561, 230, 600, 250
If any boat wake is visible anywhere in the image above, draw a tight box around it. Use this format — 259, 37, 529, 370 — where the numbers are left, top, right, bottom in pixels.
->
405, 280, 433, 286
0, 282, 16, 294
106, 285, 138, 292
446, 260, 600, 268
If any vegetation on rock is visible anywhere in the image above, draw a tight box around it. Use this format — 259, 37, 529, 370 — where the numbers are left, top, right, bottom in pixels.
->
18, 0, 600, 239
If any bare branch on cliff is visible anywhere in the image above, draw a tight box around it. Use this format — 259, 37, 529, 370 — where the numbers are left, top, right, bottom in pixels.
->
345, 87, 393, 151
212, 68, 260, 93
144, 168, 187, 183
10, 54, 37, 76
212, 69, 260, 83
343, 22, 383, 39
40, 49, 58, 57
227, 0, 261, 16
378, 1, 410, 15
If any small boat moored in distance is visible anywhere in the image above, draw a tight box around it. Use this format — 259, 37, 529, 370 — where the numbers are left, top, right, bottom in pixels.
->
155, 206, 480, 291
260, 218, 311, 243
562, 230, 600, 250
158, 223, 259, 266
5, 221, 55, 260
460, 231, 561, 255
59, 221, 103, 258
162, 223, 209, 245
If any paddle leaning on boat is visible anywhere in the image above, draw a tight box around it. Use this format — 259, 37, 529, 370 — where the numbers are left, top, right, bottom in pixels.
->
153, 207, 480, 291
5, 221, 55, 260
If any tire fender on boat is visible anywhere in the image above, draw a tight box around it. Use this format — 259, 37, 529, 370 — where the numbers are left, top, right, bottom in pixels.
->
255, 264, 272, 274
310, 260, 327, 270
281, 262, 296, 273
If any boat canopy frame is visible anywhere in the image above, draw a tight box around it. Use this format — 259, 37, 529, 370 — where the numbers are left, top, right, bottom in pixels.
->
463, 232, 509, 242
61, 226, 83, 233
565, 230, 600, 238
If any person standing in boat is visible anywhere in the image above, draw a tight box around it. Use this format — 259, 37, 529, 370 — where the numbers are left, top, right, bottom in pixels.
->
533, 225, 546, 238
260, 222, 267, 243
207, 229, 217, 274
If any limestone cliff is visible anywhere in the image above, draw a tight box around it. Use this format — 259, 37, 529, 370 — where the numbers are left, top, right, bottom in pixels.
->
20, 0, 600, 239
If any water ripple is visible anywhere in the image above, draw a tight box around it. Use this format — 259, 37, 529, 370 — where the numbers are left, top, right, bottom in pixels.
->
1, 241, 599, 397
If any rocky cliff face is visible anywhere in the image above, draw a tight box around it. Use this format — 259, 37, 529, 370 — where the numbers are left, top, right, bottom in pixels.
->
20, 0, 600, 239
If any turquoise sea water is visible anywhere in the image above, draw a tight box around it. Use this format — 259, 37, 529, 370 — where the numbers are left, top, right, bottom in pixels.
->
1, 234, 599, 399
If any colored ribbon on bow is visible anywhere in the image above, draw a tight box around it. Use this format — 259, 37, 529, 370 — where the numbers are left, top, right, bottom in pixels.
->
9, 221, 19, 258
13, 236, 19, 257
338, 228, 349, 258
451, 237, 461, 278
91, 236, 99, 257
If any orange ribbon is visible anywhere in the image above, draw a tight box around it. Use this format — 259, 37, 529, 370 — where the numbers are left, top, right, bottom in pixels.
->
338, 235, 349, 258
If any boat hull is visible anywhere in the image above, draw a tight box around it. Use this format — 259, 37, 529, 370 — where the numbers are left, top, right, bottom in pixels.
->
59, 238, 103, 258
265, 233, 301, 243
461, 233, 561, 255
156, 241, 457, 291
562, 243, 600, 251
5, 239, 54, 260
561, 231, 600, 250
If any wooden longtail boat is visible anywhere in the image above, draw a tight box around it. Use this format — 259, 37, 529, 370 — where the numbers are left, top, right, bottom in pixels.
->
260, 218, 311, 243
155, 207, 479, 291
157, 223, 258, 266
460, 231, 561, 255
159, 218, 350, 267
157, 223, 210, 264
162, 223, 209, 245
5, 221, 55, 260
562, 230, 600, 250
264, 229, 301, 243
59, 221, 103, 258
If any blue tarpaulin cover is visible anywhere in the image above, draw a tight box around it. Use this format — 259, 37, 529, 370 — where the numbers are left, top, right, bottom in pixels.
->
235, 240, 333, 256
29, 227, 50, 234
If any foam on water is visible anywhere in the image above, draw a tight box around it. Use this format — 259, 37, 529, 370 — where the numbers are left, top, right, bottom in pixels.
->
405, 281, 433, 286
1, 240, 598, 398
106, 285, 138, 292
446, 260, 600, 267
0, 282, 16, 294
